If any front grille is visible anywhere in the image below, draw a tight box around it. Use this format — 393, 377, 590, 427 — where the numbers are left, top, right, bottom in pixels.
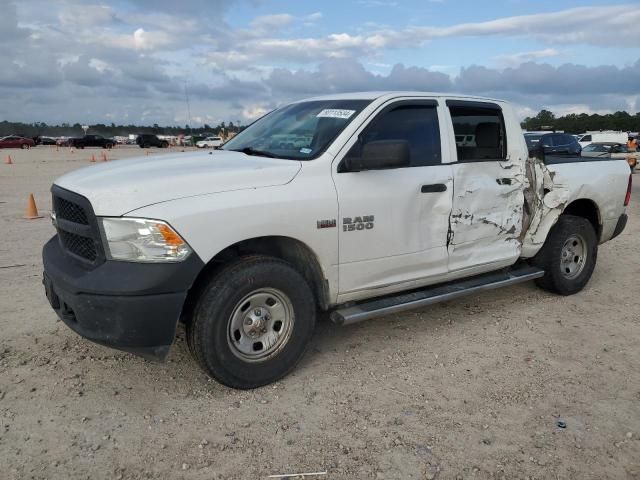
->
52, 186, 102, 265
59, 230, 97, 261
55, 196, 88, 225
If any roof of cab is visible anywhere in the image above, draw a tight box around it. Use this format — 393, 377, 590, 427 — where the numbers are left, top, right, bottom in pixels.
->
297, 91, 505, 104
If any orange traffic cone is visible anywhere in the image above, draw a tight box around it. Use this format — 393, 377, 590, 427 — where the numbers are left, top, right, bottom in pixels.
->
24, 194, 43, 219
4, 155, 12, 165
90, 154, 96, 163
101, 152, 107, 162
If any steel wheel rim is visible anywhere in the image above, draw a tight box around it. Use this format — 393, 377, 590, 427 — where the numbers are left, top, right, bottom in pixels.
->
227, 288, 295, 362
560, 234, 587, 279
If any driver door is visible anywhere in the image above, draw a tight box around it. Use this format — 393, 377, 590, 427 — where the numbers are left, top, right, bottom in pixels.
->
332, 100, 453, 301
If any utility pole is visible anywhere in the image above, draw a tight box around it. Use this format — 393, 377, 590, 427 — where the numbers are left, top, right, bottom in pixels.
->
184, 83, 192, 133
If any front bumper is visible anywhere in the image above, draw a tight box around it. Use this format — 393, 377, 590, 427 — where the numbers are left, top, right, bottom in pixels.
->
42, 236, 203, 360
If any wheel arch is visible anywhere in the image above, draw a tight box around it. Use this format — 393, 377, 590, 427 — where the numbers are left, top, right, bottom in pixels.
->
182, 236, 330, 324
562, 198, 602, 240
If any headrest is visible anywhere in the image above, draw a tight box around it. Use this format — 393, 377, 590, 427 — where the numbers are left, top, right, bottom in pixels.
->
475, 122, 500, 148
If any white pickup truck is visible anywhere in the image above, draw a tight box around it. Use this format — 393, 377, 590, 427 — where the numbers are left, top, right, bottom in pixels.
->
43, 92, 632, 389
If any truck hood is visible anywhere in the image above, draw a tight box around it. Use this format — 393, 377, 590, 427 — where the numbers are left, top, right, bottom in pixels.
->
54, 150, 302, 216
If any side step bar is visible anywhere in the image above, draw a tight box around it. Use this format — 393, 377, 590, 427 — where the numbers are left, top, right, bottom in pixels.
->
331, 265, 544, 326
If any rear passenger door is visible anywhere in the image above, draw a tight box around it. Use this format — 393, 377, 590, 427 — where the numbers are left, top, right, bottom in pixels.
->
333, 100, 453, 299
446, 100, 522, 274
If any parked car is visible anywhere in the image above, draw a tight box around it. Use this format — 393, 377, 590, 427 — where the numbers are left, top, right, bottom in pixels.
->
524, 133, 581, 157
136, 134, 169, 148
68, 135, 116, 149
196, 136, 224, 148
577, 131, 627, 148
43, 92, 631, 389
35, 136, 57, 146
0, 135, 35, 149
581, 142, 639, 172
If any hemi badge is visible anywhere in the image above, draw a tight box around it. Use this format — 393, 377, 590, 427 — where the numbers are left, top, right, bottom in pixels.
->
317, 219, 337, 229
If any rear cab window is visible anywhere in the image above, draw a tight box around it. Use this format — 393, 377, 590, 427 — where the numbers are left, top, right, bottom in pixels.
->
447, 100, 507, 161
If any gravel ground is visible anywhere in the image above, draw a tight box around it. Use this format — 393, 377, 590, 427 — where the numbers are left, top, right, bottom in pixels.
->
1, 146, 639, 480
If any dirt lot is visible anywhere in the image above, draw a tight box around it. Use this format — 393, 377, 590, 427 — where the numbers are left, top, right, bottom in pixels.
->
1, 146, 639, 480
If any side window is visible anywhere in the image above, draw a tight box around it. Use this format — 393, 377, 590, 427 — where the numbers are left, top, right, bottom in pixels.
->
581, 135, 592, 142
350, 104, 441, 168
553, 135, 570, 147
449, 104, 506, 161
541, 135, 553, 147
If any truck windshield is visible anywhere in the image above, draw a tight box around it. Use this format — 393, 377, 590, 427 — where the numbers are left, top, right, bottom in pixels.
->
223, 100, 371, 160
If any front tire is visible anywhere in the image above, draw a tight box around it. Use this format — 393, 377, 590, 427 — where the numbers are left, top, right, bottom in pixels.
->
187, 256, 316, 389
532, 215, 598, 295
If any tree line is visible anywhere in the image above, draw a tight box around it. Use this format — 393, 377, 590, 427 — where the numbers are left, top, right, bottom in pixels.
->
521, 110, 640, 133
3, 109, 640, 139
0, 121, 244, 138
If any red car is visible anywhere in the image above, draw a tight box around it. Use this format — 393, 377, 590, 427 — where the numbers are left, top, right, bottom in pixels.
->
0, 136, 35, 149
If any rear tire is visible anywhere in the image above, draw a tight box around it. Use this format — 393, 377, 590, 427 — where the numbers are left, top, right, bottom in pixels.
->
532, 215, 598, 295
187, 256, 316, 389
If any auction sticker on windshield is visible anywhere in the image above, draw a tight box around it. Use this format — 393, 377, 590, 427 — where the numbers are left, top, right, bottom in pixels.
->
317, 109, 356, 119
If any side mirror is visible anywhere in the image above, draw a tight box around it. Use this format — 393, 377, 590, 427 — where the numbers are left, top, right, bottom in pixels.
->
346, 140, 410, 171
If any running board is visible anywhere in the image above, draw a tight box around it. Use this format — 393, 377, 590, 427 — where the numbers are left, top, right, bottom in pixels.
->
331, 265, 544, 326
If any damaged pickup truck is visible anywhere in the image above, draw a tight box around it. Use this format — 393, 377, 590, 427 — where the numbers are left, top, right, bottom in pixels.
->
42, 92, 632, 389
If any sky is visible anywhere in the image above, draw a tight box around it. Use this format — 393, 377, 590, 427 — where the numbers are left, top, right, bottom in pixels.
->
3, 0, 640, 126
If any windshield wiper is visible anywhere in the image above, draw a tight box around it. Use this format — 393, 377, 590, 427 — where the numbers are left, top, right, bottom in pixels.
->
231, 147, 278, 158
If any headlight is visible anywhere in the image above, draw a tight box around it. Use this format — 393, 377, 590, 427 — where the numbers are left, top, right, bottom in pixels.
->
99, 218, 192, 262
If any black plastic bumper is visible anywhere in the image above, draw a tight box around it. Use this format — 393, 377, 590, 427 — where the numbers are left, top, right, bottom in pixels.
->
42, 236, 203, 360
611, 213, 628, 240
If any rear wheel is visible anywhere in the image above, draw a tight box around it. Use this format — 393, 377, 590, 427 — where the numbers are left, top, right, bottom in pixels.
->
20, 143, 28, 149
187, 256, 316, 389
532, 215, 598, 295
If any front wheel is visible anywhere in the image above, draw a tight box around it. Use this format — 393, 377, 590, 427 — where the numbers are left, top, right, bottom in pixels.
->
187, 256, 316, 389
21, 143, 28, 149
532, 215, 598, 295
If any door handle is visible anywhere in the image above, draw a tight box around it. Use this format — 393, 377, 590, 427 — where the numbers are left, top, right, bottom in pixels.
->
421, 184, 447, 193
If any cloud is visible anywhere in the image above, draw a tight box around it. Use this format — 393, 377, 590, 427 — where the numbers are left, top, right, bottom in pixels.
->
250, 14, 295, 32
305, 12, 323, 22
495, 48, 560, 67
1, 1, 639, 125
405, 5, 640, 48
197, 5, 640, 74
264, 58, 454, 101
456, 60, 640, 96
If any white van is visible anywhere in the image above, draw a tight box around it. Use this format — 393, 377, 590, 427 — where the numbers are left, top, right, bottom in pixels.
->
577, 131, 628, 148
